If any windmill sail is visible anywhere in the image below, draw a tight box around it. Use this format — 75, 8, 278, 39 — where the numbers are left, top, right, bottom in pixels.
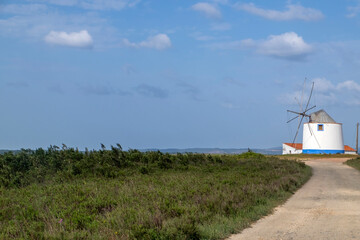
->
286, 81, 316, 144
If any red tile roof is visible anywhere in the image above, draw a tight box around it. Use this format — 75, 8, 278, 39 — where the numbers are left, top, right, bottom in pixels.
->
284, 143, 302, 150
344, 145, 355, 151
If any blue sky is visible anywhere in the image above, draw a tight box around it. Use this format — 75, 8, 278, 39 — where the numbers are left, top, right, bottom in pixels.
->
1, 0, 360, 150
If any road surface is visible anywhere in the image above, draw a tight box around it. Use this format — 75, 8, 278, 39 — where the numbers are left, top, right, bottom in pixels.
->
228, 158, 360, 240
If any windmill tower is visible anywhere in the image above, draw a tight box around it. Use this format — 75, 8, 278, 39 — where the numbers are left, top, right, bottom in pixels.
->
283, 82, 345, 154
302, 110, 344, 153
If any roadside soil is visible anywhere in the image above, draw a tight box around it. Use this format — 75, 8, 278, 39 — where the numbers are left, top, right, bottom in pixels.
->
228, 157, 360, 240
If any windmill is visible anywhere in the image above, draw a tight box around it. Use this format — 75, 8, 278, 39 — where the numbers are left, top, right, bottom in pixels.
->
286, 81, 316, 144
284, 80, 345, 154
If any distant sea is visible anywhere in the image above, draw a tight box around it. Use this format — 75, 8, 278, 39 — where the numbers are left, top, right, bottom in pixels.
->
141, 147, 282, 155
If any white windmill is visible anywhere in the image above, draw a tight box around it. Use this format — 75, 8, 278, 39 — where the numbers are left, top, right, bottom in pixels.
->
283, 81, 344, 154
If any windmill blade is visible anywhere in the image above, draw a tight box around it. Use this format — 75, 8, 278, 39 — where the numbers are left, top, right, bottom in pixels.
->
301, 78, 306, 112
287, 114, 300, 123
304, 82, 314, 111
304, 105, 316, 114
293, 115, 304, 144
287, 110, 302, 115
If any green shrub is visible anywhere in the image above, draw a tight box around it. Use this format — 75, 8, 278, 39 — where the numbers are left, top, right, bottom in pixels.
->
0, 145, 311, 239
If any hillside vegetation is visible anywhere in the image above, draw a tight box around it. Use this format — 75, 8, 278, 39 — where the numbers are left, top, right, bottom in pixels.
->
345, 157, 360, 170
0, 145, 311, 239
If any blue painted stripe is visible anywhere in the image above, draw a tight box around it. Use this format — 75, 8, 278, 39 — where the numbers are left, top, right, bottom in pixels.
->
302, 149, 345, 154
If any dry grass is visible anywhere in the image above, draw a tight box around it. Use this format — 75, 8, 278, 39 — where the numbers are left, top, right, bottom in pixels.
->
275, 154, 358, 161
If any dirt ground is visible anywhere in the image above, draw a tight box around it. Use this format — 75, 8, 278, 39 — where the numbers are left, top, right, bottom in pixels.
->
228, 157, 360, 240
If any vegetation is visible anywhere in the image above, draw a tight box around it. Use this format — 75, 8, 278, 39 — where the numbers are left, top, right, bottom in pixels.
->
345, 157, 360, 170
278, 153, 357, 160
0, 145, 311, 239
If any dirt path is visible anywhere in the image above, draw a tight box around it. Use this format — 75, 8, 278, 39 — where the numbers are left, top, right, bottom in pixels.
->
228, 157, 360, 240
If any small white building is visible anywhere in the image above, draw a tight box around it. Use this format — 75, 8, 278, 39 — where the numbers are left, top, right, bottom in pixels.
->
282, 143, 356, 155
345, 145, 357, 155
282, 143, 302, 154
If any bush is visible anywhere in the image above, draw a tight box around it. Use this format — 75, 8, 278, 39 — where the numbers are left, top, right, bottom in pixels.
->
0, 145, 248, 188
0, 146, 311, 240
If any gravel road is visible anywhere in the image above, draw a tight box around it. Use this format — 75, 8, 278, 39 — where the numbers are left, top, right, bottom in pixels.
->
228, 157, 360, 240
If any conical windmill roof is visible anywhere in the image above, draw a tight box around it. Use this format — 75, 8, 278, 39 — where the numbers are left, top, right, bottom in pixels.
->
309, 109, 336, 123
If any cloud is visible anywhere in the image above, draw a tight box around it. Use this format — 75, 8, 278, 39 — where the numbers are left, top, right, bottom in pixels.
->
79, 0, 140, 11
0, 4, 48, 15
192, 2, 222, 19
257, 32, 313, 60
79, 84, 131, 96
347, 3, 360, 18
26, 0, 78, 7
206, 32, 313, 61
177, 82, 202, 101
312, 78, 360, 94
135, 84, 168, 98
281, 78, 360, 106
211, 22, 231, 31
337, 80, 360, 92
0, 2, 137, 49
25, 0, 140, 11
311, 78, 338, 93
44, 30, 93, 48
191, 32, 215, 41
0, 8, 112, 44
212, 0, 229, 4
123, 34, 172, 50
236, 3, 324, 21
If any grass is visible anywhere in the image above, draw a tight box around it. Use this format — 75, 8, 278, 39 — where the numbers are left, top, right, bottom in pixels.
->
277, 153, 357, 160
345, 157, 360, 171
0, 149, 311, 239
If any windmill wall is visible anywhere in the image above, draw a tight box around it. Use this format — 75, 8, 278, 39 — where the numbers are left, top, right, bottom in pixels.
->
302, 122, 344, 154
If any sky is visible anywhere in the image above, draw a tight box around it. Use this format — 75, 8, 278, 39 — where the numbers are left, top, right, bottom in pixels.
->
1, 0, 360, 150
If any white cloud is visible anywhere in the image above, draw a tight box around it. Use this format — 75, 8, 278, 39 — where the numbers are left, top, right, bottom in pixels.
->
257, 32, 313, 60
281, 78, 360, 107
139, 34, 171, 49
0, 9, 116, 49
122, 39, 137, 48
123, 34, 172, 50
44, 30, 93, 48
312, 78, 336, 92
337, 80, 360, 92
206, 32, 312, 61
192, 2, 222, 19
236, 3, 324, 21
